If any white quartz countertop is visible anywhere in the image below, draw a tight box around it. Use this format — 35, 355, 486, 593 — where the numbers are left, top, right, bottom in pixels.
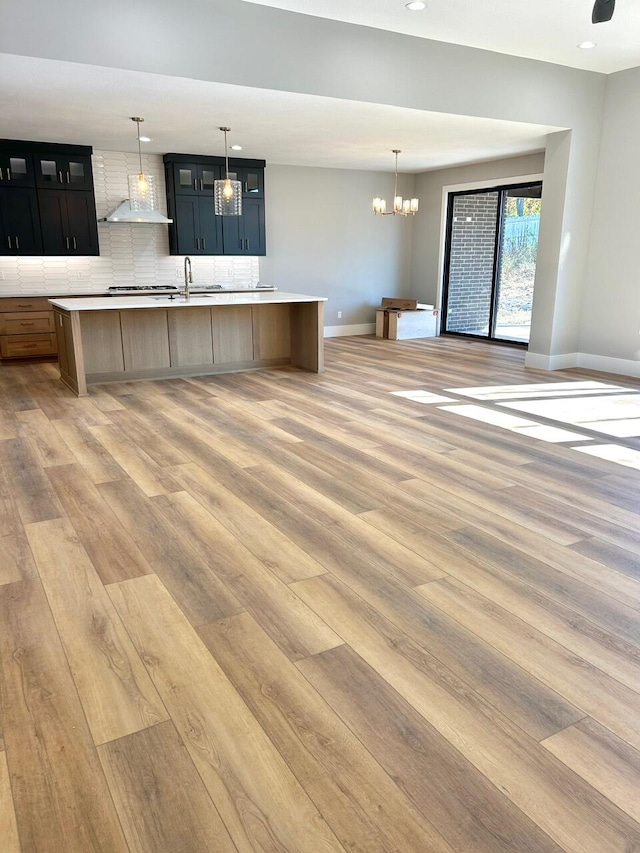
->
49, 292, 328, 311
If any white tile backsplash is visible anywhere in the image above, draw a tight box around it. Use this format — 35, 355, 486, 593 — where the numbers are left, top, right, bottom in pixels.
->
0, 150, 260, 295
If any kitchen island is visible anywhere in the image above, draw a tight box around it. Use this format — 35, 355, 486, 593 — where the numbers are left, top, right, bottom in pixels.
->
49, 292, 326, 396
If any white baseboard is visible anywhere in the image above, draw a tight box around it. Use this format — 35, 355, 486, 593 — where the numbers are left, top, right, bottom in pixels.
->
324, 323, 375, 338
526, 350, 640, 379
525, 352, 578, 370
576, 352, 640, 378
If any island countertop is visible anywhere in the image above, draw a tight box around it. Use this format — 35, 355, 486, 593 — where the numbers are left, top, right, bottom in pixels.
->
49, 292, 327, 312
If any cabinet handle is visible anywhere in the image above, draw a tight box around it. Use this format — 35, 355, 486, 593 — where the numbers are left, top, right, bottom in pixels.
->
72, 237, 76, 250
15, 236, 19, 250
202, 237, 206, 250
67, 171, 71, 184
6, 167, 11, 181
7, 236, 12, 249
195, 237, 200, 250
200, 179, 203, 191
65, 237, 70, 250
59, 170, 64, 183
194, 179, 197, 191
20, 322, 35, 326
245, 238, 250, 251
0, 167, 3, 180
18, 304, 31, 308
22, 344, 37, 349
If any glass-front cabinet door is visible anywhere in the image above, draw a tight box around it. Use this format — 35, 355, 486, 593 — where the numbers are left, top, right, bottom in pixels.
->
35, 152, 93, 191
228, 166, 264, 198
173, 163, 199, 195
0, 150, 35, 187
172, 163, 219, 195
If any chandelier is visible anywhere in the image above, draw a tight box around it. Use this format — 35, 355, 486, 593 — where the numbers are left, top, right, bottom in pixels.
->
373, 149, 419, 216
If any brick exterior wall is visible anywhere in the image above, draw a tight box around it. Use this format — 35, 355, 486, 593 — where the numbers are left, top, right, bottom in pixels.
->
445, 192, 499, 334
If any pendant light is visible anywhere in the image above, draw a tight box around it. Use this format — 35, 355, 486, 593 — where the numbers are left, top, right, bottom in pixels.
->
128, 118, 157, 212
373, 150, 419, 216
214, 127, 242, 216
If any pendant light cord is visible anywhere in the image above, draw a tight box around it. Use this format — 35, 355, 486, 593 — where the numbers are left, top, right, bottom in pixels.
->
394, 150, 399, 201
135, 118, 143, 175
220, 127, 229, 180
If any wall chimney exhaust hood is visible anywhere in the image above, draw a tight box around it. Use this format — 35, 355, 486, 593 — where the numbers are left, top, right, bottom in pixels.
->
100, 200, 173, 224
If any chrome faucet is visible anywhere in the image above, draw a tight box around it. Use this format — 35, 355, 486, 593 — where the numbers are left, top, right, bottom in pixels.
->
183, 256, 193, 301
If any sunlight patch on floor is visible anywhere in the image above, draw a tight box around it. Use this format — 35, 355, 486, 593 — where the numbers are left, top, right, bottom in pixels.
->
574, 444, 640, 471
437, 404, 588, 443
390, 390, 454, 404
445, 381, 624, 401
504, 394, 640, 437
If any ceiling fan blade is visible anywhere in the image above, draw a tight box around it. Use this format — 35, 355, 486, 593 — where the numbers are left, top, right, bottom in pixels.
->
592, 0, 615, 23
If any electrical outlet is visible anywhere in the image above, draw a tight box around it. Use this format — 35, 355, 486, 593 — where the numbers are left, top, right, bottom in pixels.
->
0, 272, 4, 280
337, 311, 342, 319
76, 272, 84, 280
175, 268, 182, 278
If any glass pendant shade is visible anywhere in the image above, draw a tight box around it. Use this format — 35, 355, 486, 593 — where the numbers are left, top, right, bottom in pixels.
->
128, 172, 157, 211
128, 118, 158, 212
214, 177, 243, 216
214, 127, 243, 216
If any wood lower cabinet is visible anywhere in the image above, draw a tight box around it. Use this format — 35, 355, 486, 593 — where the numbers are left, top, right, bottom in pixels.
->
54, 300, 324, 395
0, 296, 57, 358
121, 310, 171, 372
168, 308, 214, 367
211, 305, 253, 363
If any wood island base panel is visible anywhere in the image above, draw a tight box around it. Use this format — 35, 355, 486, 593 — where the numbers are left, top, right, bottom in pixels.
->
49, 293, 326, 396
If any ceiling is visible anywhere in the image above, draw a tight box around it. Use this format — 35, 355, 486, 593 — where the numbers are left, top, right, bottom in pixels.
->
0, 54, 559, 173
241, 0, 640, 74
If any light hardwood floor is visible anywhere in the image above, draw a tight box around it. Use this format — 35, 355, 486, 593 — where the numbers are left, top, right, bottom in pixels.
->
1, 335, 640, 852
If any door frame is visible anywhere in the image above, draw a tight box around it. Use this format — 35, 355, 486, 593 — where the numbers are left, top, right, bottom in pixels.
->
439, 178, 544, 345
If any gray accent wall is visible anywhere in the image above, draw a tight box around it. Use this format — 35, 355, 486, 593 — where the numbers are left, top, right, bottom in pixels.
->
261, 165, 415, 328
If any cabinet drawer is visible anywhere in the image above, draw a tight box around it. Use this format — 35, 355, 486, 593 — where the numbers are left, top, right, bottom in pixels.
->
0, 333, 57, 358
0, 297, 53, 312
0, 311, 54, 334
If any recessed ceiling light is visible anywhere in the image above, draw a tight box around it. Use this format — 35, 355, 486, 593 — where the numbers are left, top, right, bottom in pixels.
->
138, 135, 151, 142
577, 41, 597, 49
231, 144, 243, 151
405, 1, 426, 8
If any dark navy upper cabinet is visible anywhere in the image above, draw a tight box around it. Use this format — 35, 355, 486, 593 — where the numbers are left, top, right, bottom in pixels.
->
0, 140, 99, 256
0, 145, 35, 188
170, 195, 223, 255
221, 197, 265, 256
164, 153, 266, 257
0, 188, 42, 255
228, 163, 264, 199
171, 162, 219, 196
39, 189, 99, 256
34, 151, 93, 192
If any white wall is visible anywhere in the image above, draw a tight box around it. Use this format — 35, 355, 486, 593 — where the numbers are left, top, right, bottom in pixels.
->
262, 165, 415, 329
409, 152, 545, 306
579, 65, 640, 369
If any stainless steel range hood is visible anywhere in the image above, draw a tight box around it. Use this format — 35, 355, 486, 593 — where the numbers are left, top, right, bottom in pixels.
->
100, 200, 173, 224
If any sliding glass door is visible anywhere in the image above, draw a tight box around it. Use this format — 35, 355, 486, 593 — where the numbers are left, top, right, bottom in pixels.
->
442, 182, 542, 345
